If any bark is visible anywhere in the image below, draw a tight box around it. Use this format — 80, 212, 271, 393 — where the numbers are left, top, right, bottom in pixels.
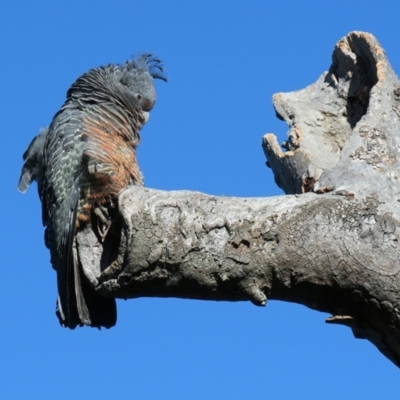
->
77, 31, 400, 367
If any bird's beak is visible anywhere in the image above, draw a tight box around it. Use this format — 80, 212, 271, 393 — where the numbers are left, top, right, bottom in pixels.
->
142, 98, 156, 112
140, 111, 150, 124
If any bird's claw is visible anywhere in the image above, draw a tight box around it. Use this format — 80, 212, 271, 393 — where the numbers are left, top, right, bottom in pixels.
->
94, 205, 111, 241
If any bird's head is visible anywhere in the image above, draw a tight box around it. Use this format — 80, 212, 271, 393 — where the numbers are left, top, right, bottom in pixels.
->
119, 54, 167, 112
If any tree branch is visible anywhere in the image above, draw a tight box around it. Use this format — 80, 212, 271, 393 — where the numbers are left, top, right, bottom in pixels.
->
77, 31, 400, 367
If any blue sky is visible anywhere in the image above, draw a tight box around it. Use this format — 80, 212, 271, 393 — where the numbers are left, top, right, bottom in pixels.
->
3, 1, 400, 398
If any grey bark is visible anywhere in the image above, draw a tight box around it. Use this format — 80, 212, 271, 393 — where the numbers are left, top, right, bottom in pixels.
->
77, 31, 400, 367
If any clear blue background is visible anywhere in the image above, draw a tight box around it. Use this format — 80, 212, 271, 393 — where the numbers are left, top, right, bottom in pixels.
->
3, 1, 399, 398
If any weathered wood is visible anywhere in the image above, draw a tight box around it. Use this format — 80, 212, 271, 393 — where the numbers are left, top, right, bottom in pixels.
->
77, 31, 400, 367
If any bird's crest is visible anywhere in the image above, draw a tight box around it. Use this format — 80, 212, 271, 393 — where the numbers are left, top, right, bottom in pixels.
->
125, 53, 167, 82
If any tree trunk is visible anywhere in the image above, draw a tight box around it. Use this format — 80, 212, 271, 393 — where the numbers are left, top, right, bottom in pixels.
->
77, 31, 400, 367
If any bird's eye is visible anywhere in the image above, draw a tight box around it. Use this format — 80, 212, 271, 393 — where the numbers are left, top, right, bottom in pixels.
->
136, 94, 142, 101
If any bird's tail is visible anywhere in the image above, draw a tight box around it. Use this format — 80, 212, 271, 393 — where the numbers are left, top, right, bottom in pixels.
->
55, 176, 116, 329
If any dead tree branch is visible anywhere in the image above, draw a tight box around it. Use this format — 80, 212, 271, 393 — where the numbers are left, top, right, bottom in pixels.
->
77, 31, 400, 367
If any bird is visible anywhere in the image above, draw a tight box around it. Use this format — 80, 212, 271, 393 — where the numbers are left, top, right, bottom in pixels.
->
18, 54, 166, 329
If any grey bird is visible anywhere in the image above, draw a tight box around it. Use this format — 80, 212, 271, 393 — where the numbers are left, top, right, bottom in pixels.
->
19, 54, 166, 328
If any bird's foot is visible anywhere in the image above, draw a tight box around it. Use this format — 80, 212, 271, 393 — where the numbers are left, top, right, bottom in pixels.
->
94, 205, 111, 242
98, 260, 123, 283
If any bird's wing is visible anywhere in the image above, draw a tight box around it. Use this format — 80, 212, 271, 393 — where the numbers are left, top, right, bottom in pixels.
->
18, 128, 48, 193
43, 110, 90, 328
